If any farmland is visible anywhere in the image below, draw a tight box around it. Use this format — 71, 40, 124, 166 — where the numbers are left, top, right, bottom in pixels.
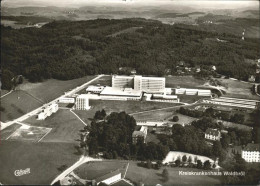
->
0, 90, 42, 122
0, 141, 79, 185
17, 75, 96, 103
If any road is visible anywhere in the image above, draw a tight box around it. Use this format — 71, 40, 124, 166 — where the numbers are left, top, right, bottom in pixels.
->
1, 75, 105, 130
51, 156, 102, 185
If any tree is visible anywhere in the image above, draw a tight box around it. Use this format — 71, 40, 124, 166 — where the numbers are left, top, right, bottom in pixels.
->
188, 156, 192, 164
1, 69, 14, 90
197, 160, 203, 169
162, 168, 169, 182
156, 161, 162, 170
182, 155, 187, 162
203, 160, 211, 170
146, 160, 152, 169
175, 159, 181, 167
221, 133, 231, 149
212, 141, 223, 158
172, 115, 179, 122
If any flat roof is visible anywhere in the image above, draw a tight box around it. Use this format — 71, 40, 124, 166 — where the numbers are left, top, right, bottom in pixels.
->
100, 87, 142, 97
77, 94, 89, 98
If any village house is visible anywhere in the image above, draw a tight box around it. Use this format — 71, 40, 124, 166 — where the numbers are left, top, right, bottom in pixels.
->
205, 128, 221, 141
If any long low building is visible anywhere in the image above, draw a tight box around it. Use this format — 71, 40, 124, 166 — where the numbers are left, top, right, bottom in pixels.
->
86, 85, 105, 94
59, 97, 75, 103
136, 120, 166, 127
174, 88, 211, 96
209, 97, 260, 109
100, 87, 142, 101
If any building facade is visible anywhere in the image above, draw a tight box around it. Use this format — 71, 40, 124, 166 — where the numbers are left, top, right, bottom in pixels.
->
112, 75, 165, 93
75, 94, 90, 110
205, 128, 221, 141
38, 103, 58, 120
132, 126, 148, 144
242, 143, 260, 162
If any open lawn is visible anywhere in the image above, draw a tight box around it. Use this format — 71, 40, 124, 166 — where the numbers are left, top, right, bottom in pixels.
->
216, 78, 260, 100
74, 100, 180, 124
126, 161, 221, 185
24, 109, 85, 142
0, 141, 79, 185
17, 75, 96, 103
132, 107, 182, 121
166, 76, 205, 88
74, 161, 127, 180
0, 89, 10, 97
1, 90, 42, 122
0, 123, 21, 140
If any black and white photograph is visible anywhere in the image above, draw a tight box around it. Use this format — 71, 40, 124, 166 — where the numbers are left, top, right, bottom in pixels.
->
0, 0, 260, 185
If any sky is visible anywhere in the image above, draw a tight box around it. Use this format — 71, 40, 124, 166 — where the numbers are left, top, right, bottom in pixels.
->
2, 0, 259, 9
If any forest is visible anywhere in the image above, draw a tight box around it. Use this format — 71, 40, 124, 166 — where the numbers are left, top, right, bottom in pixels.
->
1, 18, 260, 89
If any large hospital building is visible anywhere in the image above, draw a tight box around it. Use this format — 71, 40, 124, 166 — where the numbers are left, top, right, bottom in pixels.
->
112, 75, 165, 93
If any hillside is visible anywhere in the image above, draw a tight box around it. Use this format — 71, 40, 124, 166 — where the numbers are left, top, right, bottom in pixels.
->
1, 18, 260, 90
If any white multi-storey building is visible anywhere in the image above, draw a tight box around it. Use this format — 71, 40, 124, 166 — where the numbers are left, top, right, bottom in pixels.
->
112, 75, 165, 93
112, 76, 134, 88
38, 103, 58, 120
242, 143, 260, 163
75, 94, 90, 110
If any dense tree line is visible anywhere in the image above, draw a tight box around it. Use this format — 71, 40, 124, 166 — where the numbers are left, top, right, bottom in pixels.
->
1, 18, 259, 89
179, 107, 246, 124
191, 117, 252, 147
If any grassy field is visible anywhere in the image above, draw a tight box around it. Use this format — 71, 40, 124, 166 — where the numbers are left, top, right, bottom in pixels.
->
0, 123, 21, 140
74, 161, 127, 180
166, 76, 205, 88
0, 141, 79, 185
126, 161, 221, 185
131, 106, 181, 121
0, 89, 10, 96
24, 109, 85, 142
17, 75, 96, 103
74, 100, 180, 124
216, 78, 260, 100
1, 90, 43, 122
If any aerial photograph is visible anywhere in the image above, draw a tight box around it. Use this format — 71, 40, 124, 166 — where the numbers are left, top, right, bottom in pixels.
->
0, 0, 259, 185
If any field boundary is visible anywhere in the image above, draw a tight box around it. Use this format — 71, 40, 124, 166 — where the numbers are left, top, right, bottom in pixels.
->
38, 128, 52, 142
70, 110, 88, 126
0, 90, 13, 98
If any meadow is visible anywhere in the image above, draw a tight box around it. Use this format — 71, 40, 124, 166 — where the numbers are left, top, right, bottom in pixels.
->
24, 109, 85, 143
74, 161, 127, 180
0, 141, 79, 185
1, 90, 42, 122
